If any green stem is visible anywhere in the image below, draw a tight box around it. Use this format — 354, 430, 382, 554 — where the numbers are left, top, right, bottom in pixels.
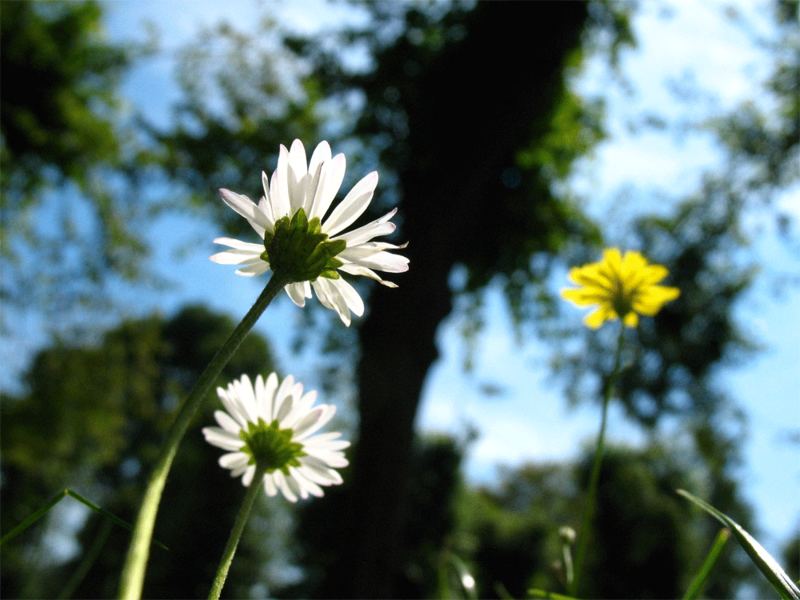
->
682, 528, 731, 600
562, 542, 574, 589
208, 464, 268, 600
570, 323, 625, 596
118, 275, 288, 600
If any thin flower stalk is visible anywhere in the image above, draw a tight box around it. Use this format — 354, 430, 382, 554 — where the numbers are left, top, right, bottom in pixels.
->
119, 274, 288, 600
207, 463, 268, 600
570, 323, 625, 596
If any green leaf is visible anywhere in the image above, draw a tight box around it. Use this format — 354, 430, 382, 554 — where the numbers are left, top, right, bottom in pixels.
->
682, 528, 731, 600
0, 488, 169, 551
528, 588, 581, 600
677, 489, 799, 600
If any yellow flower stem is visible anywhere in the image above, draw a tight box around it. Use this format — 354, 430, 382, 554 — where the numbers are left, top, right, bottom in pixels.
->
207, 463, 268, 600
570, 323, 625, 597
118, 274, 289, 600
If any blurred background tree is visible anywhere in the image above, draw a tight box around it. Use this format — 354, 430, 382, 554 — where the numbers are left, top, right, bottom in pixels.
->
0, 1, 161, 319
0, 306, 280, 598
1, 0, 797, 597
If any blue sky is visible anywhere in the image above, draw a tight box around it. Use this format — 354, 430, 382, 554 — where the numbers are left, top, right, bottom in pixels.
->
3, 0, 796, 564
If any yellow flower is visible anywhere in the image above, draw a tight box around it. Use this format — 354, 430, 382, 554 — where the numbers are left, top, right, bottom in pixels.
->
561, 248, 680, 329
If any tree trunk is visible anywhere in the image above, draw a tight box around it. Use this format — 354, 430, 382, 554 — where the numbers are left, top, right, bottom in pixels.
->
327, 3, 590, 596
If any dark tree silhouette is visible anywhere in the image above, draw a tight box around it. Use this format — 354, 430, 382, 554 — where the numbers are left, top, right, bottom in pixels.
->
0, 306, 277, 598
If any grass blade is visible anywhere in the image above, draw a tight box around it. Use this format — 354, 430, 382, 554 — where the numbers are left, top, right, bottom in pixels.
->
682, 528, 730, 600
677, 489, 799, 600
0, 488, 168, 551
0, 489, 69, 546
528, 588, 581, 600
64, 489, 168, 551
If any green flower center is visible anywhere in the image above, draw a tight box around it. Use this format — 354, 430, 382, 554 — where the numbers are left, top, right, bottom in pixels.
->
240, 418, 305, 473
261, 208, 346, 283
611, 285, 633, 317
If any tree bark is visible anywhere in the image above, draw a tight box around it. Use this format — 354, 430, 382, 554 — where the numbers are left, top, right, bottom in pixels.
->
329, 3, 591, 596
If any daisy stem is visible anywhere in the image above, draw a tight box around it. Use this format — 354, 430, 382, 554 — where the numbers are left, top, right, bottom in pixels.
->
208, 464, 268, 600
570, 323, 625, 596
119, 274, 289, 600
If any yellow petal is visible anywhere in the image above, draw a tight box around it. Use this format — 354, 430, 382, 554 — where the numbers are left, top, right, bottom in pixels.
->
584, 306, 612, 329
633, 285, 680, 315
602, 247, 623, 270
569, 264, 613, 290
561, 287, 610, 306
623, 312, 639, 328
621, 250, 647, 275
640, 285, 680, 303
641, 264, 669, 285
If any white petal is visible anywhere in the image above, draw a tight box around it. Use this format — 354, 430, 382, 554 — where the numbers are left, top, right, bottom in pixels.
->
329, 277, 364, 317
288, 139, 309, 212
254, 374, 267, 420
291, 467, 324, 497
231, 463, 249, 478
214, 410, 241, 434
261, 171, 271, 205
295, 405, 337, 440
305, 438, 351, 451
337, 263, 399, 287
242, 465, 256, 487
212, 237, 265, 252
306, 141, 331, 212
293, 390, 318, 419
299, 460, 343, 485
307, 450, 349, 468
273, 470, 298, 502
302, 431, 341, 443
257, 195, 275, 229
262, 372, 279, 423
322, 171, 379, 236
313, 278, 351, 326
278, 382, 305, 427
273, 375, 295, 421
217, 388, 248, 428
235, 261, 270, 277
332, 208, 397, 246
310, 279, 333, 310
263, 474, 278, 497
234, 375, 259, 423
203, 427, 245, 451
209, 249, 262, 265
308, 141, 332, 175
219, 452, 248, 470
270, 146, 292, 219
219, 189, 268, 238
285, 472, 305, 499
309, 153, 346, 221
340, 249, 409, 273
285, 282, 307, 307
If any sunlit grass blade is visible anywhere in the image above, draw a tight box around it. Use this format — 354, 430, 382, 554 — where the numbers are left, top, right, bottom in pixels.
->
0, 488, 168, 551
528, 588, 581, 600
436, 550, 478, 600
677, 489, 800, 600
682, 527, 730, 600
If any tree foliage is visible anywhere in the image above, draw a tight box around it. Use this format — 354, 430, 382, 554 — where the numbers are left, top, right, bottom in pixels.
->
458, 444, 755, 599
0, 305, 278, 598
1, 0, 152, 319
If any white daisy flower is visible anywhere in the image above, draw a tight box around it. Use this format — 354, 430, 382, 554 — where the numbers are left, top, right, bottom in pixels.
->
202, 373, 349, 503
210, 139, 408, 326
